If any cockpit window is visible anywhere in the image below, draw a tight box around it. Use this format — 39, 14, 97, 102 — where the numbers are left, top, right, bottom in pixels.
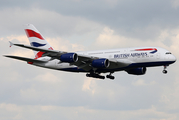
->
166, 52, 171, 54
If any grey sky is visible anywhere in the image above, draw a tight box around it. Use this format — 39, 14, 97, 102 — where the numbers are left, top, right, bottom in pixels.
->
0, 0, 179, 120
1, 0, 179, 39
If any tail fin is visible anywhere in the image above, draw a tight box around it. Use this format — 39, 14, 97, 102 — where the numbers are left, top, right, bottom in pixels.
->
24, 24, 53, 59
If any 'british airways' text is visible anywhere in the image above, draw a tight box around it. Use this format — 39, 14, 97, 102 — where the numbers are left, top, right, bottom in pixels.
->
114, 52, 148, 59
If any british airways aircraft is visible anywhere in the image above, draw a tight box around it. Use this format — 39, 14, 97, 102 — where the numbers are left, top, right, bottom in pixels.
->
4, 24, 176, 79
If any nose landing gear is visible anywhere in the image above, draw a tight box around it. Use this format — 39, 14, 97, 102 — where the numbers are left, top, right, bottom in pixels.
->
163, 65, 168, 74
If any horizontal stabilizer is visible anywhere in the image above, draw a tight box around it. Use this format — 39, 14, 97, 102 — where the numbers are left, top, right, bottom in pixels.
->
4, 55, 48, 63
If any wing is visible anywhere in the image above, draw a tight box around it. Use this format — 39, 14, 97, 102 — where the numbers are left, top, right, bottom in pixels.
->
9, 42, 131, 71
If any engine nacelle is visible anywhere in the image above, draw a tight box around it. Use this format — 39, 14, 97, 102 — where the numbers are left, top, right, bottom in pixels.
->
60, 53, 78, 63
91, 58, 110, 68
126, 67, 146, 75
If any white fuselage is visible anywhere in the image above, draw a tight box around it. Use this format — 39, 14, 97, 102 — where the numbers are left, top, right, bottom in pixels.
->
33, 47, 176, 73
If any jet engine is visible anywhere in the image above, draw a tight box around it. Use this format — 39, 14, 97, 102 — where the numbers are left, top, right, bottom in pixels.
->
91, 58, 110, 68
60, 53, 78, 63
126, 67, 146, 75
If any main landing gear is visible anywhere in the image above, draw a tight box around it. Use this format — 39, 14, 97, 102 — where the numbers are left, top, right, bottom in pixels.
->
106, 72, 115, 80
86, 72, 105, 79
162, 65, 168, 74
86, 72, 115, 80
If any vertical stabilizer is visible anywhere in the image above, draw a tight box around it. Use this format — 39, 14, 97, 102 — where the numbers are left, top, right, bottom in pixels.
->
24, 24, 53, 59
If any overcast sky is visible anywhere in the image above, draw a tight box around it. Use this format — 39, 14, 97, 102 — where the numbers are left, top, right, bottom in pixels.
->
0, 0, 179, 120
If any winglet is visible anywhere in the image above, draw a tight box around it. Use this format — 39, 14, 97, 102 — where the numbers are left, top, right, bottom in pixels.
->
9, 41, 14, 47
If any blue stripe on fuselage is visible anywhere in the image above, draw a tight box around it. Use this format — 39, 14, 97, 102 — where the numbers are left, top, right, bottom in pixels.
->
150, 50, 157, 54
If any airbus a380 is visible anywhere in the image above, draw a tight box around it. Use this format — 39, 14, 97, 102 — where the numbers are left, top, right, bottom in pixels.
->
4, 24, 176, 79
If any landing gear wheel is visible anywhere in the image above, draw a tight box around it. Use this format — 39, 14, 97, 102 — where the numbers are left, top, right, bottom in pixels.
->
101, 76, 105, 79
106, 75, 109, 78
163, 65, 168, 74
163, 70, 167, 74
106, 75, 115, 80
86, 73, 105, 79
86, 74, 90, 77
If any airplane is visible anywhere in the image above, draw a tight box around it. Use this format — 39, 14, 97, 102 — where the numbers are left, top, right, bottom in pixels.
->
4, 24, 176, 80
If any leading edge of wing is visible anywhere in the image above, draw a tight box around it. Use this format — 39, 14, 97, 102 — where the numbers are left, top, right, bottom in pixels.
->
4, 55, 48, 63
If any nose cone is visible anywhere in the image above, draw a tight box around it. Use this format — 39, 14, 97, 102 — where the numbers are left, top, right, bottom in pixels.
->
170, 55, 176, 63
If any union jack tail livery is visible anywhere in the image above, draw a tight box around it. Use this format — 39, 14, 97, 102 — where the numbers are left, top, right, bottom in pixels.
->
24, 24, 53, 59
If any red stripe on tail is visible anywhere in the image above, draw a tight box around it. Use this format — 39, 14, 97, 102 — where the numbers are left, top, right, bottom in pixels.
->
25, 29, 44, 40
